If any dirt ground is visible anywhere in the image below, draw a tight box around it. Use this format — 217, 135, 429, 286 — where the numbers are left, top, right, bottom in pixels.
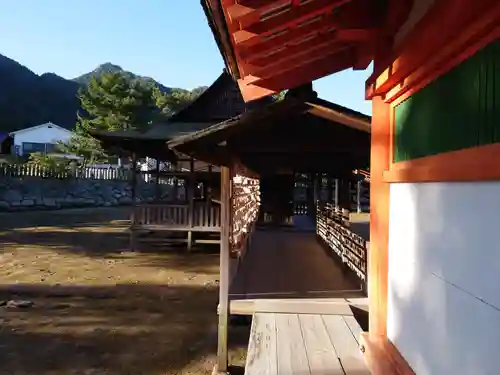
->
0, 207, 248, 375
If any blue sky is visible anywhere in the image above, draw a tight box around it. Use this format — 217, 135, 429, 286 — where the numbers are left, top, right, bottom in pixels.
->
0, 0, 372, 114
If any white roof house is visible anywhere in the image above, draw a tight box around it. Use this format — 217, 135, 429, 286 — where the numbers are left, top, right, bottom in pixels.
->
9, 122, 73, 156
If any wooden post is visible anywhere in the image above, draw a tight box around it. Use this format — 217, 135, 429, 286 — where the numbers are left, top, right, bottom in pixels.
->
155, 158, 160, 201
172, 161, 179, 202
334, 178, 339, 208
306, 172, 314, 217
216, 165, 232, 374
356, 180, 362, 213
130, 152, 137, 251
338, 179, 351, 226
206, 164, 213, 205
368, 95, 391, 339
326, 174, 333, 203
187, 158, 195, 252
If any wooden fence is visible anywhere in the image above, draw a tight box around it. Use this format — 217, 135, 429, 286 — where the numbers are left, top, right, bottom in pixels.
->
0, 164, 143, 181
316, 202, 368, 291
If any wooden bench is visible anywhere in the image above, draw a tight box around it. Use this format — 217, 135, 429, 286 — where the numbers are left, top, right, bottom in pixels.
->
245, 311, 369, 374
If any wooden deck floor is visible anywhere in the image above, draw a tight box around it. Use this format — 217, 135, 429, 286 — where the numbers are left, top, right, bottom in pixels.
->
245, 312, 370, 375
230, 225, 364, 300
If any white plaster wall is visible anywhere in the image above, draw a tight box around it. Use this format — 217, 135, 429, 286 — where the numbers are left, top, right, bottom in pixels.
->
14, 123, 72, 154
387, 182, 500, 375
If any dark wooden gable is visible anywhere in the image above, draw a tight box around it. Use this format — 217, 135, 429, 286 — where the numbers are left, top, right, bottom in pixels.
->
168, 93, 371, 176
168, 70, 248, 123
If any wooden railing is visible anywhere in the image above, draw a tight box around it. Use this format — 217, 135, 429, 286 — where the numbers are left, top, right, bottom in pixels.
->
132, 202, 221, 231
316, 203, 368, 288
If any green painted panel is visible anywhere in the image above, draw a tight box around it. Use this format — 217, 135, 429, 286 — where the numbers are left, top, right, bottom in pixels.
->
394, 40, 500, 162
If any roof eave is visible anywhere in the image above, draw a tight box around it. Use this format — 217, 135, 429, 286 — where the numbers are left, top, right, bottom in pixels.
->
201, 0, 241, 79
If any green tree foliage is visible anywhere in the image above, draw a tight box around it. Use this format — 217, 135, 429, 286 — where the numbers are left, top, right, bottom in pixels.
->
27, 152, 70, 173
59, 72, 160, 163
80, 72, 159, 132
273, 90, 287, 101
153, 86, 207, 116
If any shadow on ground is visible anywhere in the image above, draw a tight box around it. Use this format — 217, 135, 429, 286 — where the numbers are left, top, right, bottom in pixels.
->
0, 283, 250, 375
0, 207, 221, 276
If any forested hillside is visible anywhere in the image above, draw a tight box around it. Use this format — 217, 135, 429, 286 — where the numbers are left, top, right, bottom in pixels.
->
0, 55, 207, 132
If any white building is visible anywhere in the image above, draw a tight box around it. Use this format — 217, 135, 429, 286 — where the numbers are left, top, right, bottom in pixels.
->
10, 122, 72, 156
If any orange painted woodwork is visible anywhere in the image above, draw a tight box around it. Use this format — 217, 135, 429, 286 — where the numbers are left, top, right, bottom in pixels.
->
368, 96, 390, 339
209, 0, 411, 101
386, 23, 500, 105
241, 0, 351, 34
247, 45, 353, 79
227, 1, 289, 28
240, 15, 334, 50
384, 143, 500, 183
366, 0, 500, 100
360, 334, 416, 375
237, 0, 286, 8
237, 48, 354, 101
245, 29, 342, 66
235, 1, 379, 50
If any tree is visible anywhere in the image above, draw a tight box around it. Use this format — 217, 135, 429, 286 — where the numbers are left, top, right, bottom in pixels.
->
27, 152, 70, 174
60, 72, 160, 163
273, 90, 287, 101
153, 86, 207, 116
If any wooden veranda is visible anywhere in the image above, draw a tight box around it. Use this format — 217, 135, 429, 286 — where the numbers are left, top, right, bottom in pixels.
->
195, 1, 500, 374
228, 221, 368, 313
232, 219, 370, 375
168, 87, 372, 374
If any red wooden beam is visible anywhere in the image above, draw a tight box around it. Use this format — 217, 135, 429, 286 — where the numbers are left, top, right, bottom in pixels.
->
237, 0, 281, 7
366, 0, 500, 98
241, 27, 374, 76
246, 29, 341, 65
243, 0, 352, 35
226, 1, 290, 28
235, 11, 335, 49
242, 39, 353, 79
238, 48, 356, 101
237, 13, 378, 59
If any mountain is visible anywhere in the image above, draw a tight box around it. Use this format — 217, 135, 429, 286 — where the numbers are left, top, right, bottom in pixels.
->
72, 62, 185, 95
0, 55, 203, 133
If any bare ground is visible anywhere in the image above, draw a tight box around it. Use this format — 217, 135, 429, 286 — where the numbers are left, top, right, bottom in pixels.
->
0, 207, 247, 375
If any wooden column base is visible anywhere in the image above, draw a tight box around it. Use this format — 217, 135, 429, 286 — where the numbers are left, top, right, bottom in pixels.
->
359, 333, 415, 375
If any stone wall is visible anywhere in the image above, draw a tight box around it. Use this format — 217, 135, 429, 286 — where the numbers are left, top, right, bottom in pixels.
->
0, 176, 174, 212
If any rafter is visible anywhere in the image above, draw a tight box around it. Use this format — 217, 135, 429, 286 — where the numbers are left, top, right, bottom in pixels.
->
242, 39, 353, 79
234, 0, 379, 54
237, 48, 355, 101
239, 0, 351, 35
246, 29, 340, 65
243, 28, 375, 70
237, 12, 336, 53
226, 1, 290, 29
